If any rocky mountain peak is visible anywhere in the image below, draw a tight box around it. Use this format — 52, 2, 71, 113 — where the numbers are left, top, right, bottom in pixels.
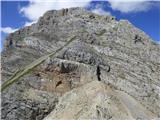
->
1, 7, 160, 120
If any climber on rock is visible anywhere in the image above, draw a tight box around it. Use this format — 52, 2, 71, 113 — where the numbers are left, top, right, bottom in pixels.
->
96, 65, 101, 81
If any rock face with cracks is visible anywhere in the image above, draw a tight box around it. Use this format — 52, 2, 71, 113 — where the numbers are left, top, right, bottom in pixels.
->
1, 7, 160, 120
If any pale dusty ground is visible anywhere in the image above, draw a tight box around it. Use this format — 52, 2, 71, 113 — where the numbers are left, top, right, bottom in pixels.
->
44, 80, 156, 120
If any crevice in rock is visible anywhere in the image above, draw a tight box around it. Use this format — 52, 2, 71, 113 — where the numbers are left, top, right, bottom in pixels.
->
96, 109, 101, 118
107, 65, 111, 72
96, 105, 101, 118
60, 62, 67, 73
55, 81, 62, 88
134, 34, 145, 45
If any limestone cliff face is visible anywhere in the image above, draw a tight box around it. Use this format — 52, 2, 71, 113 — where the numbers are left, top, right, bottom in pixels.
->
1, 7, 160, 120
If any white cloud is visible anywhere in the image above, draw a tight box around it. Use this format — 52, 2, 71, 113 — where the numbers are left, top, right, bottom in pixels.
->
108, 0, 153, 13
1, 27, 18, 34
92, 8, 111, 16
24, 21, 37, 26
91, 4, 111, 16
20, 0, 91, 21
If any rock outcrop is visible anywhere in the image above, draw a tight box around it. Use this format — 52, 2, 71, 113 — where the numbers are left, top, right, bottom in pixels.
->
1, 7, 160, 120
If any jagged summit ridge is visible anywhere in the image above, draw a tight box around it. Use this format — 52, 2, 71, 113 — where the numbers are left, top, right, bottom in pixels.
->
1, 7, 160, 120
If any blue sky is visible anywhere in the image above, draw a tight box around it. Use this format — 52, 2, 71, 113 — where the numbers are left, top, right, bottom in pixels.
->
1, 0, 160, 50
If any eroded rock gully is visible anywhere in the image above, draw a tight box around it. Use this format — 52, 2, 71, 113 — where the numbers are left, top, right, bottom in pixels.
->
1, 7, 160, 120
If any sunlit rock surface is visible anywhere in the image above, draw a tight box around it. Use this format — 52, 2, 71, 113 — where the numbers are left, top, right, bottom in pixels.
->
1, 7, 160, 120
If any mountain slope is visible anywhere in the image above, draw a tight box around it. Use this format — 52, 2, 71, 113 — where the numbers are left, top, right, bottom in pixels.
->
1, 7, 160, 120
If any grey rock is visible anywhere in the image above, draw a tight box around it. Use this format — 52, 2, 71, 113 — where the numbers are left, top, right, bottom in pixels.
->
1, 7, 160, 120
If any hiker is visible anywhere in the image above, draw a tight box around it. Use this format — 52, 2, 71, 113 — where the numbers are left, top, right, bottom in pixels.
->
97, 65, 101, 81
